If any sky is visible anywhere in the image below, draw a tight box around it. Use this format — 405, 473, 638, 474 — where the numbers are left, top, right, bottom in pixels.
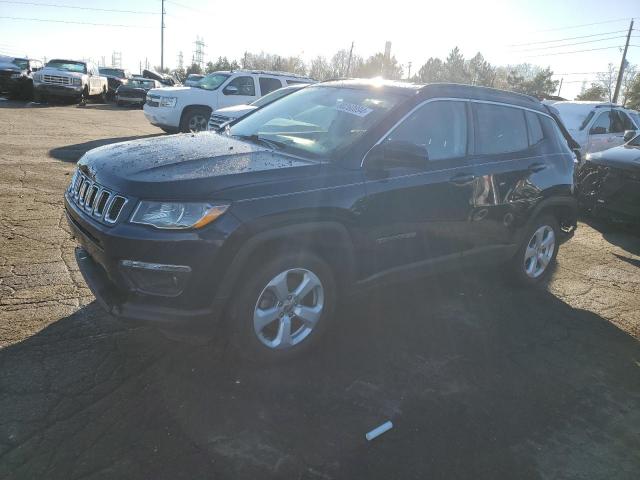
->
0, 0, 638, 99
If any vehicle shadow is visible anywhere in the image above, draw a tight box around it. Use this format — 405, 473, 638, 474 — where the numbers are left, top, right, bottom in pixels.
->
580, 215, 640, 256
49, 134, 163, 162
1, 271, 639, 480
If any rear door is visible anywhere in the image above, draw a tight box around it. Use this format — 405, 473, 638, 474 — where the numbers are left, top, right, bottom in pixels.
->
359, 99, 477, 276
258, 77, 284, 96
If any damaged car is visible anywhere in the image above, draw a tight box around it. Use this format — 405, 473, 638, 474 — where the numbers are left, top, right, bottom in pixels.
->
0, 57, 43, 100
576, 130, 640, 224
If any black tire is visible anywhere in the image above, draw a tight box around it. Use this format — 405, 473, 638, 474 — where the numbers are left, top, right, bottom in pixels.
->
228, 251, 337, 362
509, 214, 560, 286
179, 106, 211, 133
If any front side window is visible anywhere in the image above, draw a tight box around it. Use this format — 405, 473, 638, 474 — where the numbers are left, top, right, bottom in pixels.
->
590, 111, 611, 134
224, 76, 256, 96
475, 103, 528, 155
229, 86, 403, 160
526, 111, 544, 146
259, 77, 283, 96
385, 100, 468, 161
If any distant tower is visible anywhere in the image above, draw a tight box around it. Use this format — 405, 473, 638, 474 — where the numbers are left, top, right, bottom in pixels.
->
177, 51, 184, 70
111, 51, 122, 68
192, 36, 206, 69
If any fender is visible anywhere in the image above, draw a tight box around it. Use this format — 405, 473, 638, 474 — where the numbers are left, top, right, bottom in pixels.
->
213, 220, 357, 303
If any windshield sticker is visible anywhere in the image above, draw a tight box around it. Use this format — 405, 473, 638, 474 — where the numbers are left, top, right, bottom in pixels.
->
335, 102, 374, 117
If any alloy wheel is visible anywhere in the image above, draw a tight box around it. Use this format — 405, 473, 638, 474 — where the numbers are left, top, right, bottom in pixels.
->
187, 114, 208, 132
523, 225, 555, 278
253, 268, 325, 350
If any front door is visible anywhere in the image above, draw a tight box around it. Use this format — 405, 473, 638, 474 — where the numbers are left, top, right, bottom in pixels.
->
358, 99, 476, 277
218, 75, 258, 108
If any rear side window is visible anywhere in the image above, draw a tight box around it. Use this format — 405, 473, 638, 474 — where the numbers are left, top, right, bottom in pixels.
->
615, 110, 635, 131
287, 80, 308, 85
475, 103, 528, 155
526, 111, 544, 146
259, 77, 283, 96
386, 100, 467, 161
541, 115, 572, 154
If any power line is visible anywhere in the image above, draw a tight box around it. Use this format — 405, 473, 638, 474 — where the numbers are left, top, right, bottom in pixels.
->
0, 0, 159, 14
165, 0, 208, 14
0, 15, 154, 28
527, 17, 634, 33
523, 45, 624, 58
510, 35, 628, 52
553, 71, 608, 75
508, 29, 628, 47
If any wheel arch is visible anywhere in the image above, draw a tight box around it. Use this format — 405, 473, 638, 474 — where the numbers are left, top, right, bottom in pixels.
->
215, 220, 357, 303
529, 195, 578, 237
179, 104, 213, 127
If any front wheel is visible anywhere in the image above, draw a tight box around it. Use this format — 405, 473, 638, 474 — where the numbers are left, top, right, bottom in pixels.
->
180, 107, 211, 133
509, 215, 559, 286
228, 251, 337, 361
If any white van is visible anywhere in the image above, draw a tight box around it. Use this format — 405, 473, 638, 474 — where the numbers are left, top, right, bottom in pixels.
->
143, 70, 313, 133
552, 101, 640, 156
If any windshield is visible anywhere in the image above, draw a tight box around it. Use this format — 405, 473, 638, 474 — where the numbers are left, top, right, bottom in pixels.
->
46, 60, 86, 73
553, 103, 596, 131
12, 58, 29, 70
251, 87, 296, 108
229, 86, 403, 159
195, 73, 229, 90
100, 68, 126, 77
128, 79, 155, 88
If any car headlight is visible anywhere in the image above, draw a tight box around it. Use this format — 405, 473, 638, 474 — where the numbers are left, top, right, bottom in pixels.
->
160, 96, 177, 107
71, 77, 82, 86
130, 201, 229, 229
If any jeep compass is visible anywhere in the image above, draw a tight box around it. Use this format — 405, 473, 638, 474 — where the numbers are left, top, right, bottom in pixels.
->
65, 80, 577, 360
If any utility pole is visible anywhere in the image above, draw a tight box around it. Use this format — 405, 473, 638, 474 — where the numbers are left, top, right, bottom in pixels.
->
346, 41, 354, 77
407, 61, 412, 80
612, 19, 633, 104
160, 0, 165, 71
557, 77, 563, 97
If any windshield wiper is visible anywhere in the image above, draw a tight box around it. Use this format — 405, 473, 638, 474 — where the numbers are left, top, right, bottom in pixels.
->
232, 134, 289, 150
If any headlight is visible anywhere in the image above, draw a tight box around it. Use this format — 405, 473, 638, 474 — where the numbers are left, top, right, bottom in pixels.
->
130, 201, 229, 229
160, 96, 177, 107
72, 77, 82, 86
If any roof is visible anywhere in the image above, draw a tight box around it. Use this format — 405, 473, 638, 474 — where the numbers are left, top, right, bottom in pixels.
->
214, 69, 313, 80
317, 79, 546, 111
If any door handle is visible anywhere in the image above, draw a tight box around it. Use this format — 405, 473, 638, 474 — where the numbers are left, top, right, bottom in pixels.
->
448, 173, 476, 185
528, 162, 547, 173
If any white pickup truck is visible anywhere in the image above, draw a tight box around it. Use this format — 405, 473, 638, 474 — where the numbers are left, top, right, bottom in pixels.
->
33, 59, 108, 104
143, 69, 313, 133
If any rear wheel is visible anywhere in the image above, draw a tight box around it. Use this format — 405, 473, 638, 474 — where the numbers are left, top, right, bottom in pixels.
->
180, 107, 211, 133
510, 215, 559, 286
228, 251, 336, 361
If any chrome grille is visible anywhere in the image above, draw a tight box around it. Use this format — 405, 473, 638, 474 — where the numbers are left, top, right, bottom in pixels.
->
67, 171, 128, 225
208, 114, 231, 131
43, 75, 71, 85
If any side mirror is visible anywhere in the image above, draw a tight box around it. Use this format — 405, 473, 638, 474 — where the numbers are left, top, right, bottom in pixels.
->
623, 129, 636, 142
365, 141, 428, 169
589, 126, 607, 135
223, 85, 239, 95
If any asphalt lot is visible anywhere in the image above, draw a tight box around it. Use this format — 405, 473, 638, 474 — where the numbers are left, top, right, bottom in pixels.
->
0, 99, 639, 480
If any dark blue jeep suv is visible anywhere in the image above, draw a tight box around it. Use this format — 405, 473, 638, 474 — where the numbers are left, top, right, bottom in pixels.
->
65, 80, 577, 360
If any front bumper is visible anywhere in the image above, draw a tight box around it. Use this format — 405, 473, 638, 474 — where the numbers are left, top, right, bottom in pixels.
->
143, 105, 179, 130
65, 195, 239, 333
35, 83, 83, 97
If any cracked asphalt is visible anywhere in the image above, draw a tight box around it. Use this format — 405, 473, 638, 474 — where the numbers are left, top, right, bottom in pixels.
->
1, 100, 639, 480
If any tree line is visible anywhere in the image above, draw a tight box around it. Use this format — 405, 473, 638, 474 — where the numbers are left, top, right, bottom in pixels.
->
162, 46, 639, 109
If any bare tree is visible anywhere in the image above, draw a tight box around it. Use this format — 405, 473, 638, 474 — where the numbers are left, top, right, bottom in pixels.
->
596, 63, 617, 102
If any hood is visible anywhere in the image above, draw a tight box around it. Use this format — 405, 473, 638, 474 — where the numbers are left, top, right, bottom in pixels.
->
149, 86, 191, 95
143, 69, 176, 85
41, 67, 84, 78
214, 104, 257, 118
586, 144, 640, 173
78, 132, 317, 198
0, 63, 21, 72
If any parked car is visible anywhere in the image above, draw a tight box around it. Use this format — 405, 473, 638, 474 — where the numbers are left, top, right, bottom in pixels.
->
142, 69, 178, 87
184, 74, 204, 87
65, 80, 577, 360
99, 67, 132, 98
116, 77, 162, 107
552, 101, 639, 157
576, 130, 640, 224
208, 84, 308, 130
143, 69, 314, 133
33, 59, 108, 104
0, 57, 43, 100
